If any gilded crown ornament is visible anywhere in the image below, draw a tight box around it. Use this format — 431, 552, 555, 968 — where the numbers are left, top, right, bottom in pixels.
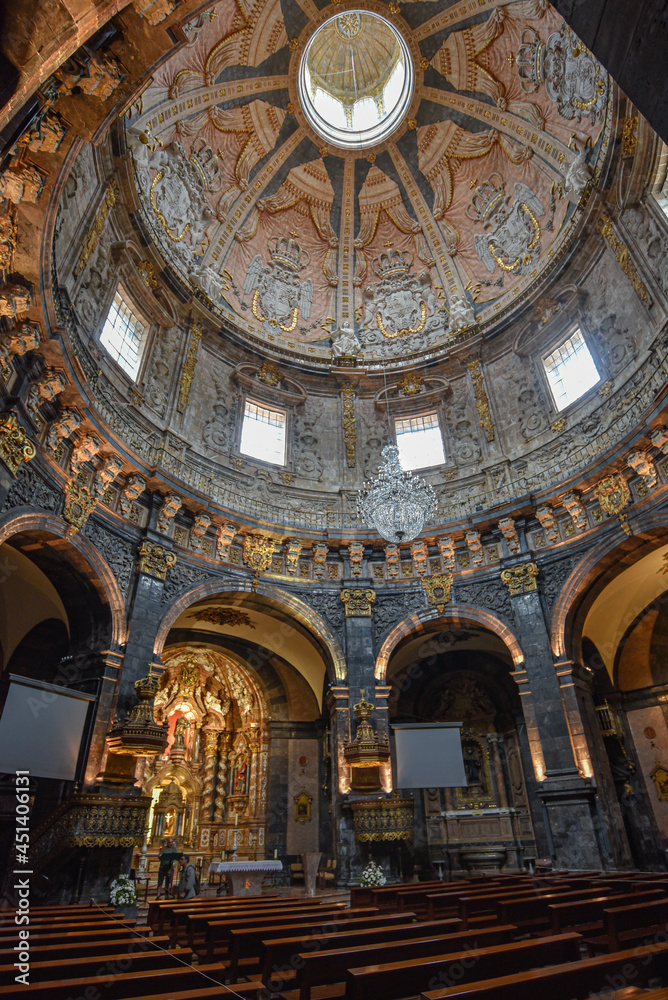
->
268, 234, 310, 271
357, 444, 437, 544
343, 692, 390, 769
106, 666, 169, 757
372, 247, 412, 279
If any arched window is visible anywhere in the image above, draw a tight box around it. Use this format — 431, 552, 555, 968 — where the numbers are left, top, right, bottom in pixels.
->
100, 286, 149, 379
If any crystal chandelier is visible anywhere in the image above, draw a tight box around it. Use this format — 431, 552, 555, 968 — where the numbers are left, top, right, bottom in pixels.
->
357, 444, 437, 543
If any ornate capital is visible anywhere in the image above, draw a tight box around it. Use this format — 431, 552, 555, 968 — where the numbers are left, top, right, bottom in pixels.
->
137, 539, 177, 580
341, 588, 376, 617
500, 561, 539, 596
0, 412, 36, 476
203, 730, 220, 755
421, 572, 453, 611
63, 480, 98, 533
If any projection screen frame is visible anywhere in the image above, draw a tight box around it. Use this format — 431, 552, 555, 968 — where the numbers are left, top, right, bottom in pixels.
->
391, 722, 466, 790
0, 674, 96, 781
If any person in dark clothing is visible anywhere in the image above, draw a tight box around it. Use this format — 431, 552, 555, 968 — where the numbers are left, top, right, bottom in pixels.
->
156, 837, 181, 898
178, 854, 198, 899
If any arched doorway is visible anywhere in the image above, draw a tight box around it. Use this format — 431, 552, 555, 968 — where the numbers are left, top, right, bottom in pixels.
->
386, 618, 537, 876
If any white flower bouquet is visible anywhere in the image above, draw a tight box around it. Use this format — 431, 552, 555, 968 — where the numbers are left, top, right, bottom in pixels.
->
359, 861, 386, 887
109, 874, 137, 906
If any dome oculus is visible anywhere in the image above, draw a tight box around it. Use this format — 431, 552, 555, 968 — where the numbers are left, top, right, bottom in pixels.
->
299, 11, 414, 149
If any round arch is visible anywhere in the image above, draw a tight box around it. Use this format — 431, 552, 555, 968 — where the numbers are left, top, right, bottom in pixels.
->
374, 604, 524, 684
154, 577, 347, 684
0, 509, 127, 648
550, 512, 668, 664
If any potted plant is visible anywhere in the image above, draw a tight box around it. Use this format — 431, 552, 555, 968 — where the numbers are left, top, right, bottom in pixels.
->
109, 873, 138, 920
359, 860, 387, 888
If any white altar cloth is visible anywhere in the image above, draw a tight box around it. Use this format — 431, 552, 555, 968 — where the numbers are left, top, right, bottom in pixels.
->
208, 859, 282, 895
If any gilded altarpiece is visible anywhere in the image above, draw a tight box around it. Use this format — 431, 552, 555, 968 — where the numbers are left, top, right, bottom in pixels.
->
139, 648, 269, 875
422, 674, 535, 873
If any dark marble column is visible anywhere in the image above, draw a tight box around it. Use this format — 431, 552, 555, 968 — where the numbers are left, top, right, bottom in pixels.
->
504, 563, 609, 868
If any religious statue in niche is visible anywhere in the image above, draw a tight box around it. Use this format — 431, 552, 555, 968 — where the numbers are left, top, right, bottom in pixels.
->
230, 755, 249, 796
517, 22, 608, 123
243, 235, 313, 335
356, 247, 446, 349
456, 732, 494, 810
468, 174, 545, 277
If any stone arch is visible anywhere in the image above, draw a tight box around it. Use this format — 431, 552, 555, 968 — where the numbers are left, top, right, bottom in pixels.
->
550, 512, 668, 664
374, 604, 524, 684
0, 509, 127, 649
154, 577, 346, 683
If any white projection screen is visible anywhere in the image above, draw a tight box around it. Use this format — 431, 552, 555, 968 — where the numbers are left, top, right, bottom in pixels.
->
392, 723, 466, 789
0, 675, 95, 780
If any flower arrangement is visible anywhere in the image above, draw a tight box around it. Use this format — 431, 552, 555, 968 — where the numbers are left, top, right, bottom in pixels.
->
109, 874, 137, 907
359, 861, 386, 887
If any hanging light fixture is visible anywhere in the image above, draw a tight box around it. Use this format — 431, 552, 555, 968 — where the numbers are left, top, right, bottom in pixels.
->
357, 443, 437, 543
357, 363, 437, 543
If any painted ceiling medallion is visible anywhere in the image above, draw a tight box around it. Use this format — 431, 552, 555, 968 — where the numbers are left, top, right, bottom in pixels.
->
299, 11, 414, 149
124, 0, 612, 368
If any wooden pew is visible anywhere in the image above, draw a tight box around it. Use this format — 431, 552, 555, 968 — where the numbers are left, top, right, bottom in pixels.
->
595, 896, 668, 953
424, 881, 578, 922
154, 895, 299, 936
227, 912, 412, 982
147, 893, 281, 931
458, 886, 578, 930
420, 940, 668, 1000
284, 924, 518, 1000
344, 932, 582, 1000
496, 885, 618, 931
0, 925, 151, 948
0, 944, 194, 986
0, 962, 231, 1000
549, 888, 666, 936
206, 904, 349, 962
259, 919, 463, 991
0, 934, 171, 969
183, 899, 329, 950
0, 918, 141, 942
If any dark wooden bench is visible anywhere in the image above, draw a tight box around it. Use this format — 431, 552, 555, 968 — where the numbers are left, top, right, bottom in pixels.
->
284, 923, 518, 1000
0, 944, 193, 986
344, 931, 582, 1000
259, 918, 463, 991
0, 917, 141, 942
227, 912, 414, 982
0, 960, 231, 999
497, 885, 618, 930
591, 896, 668, 953
549, 889, 666, 935
458, 886, 578, 929
205, 904, 349, 962
184, 900, 333, 950
420, 939, 668, 1000
148, 893, 282, 931
182, 903, 344, 951
0, 933, 170, 968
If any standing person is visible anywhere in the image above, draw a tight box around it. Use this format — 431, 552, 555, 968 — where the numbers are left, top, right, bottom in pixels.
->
178, 854, 199, 900
156, 837, 181, 898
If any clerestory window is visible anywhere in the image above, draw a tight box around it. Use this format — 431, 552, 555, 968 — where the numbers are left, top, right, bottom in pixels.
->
240, 399, 287, 465
542, 329, 600, 411
100, 287, 149, 380
395, 412, 445, 471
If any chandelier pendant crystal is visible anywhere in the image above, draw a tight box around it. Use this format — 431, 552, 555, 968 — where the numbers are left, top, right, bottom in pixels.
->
357, 444, 437, 544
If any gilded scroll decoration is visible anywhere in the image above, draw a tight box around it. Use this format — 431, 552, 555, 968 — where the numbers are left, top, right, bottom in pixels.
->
340, 588, 376, 617
466, 358, 495, 442
500, 561, 539, 596
341, 382, 357, 468
0, 412, 36, 476
74, 183, 117, 276
598, 213, 651, 305
178, 322, 203, 412
137, 539, 177, 580
421, 573, 453, 612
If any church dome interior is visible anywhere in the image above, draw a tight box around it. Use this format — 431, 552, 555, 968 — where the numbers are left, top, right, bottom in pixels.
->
2, 0, 668, 902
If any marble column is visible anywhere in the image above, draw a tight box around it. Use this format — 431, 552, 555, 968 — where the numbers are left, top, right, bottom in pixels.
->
503, 561, 609, 868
